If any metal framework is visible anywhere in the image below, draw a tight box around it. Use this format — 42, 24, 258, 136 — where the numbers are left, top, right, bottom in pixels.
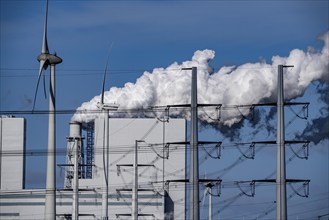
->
86, 122, 94, 179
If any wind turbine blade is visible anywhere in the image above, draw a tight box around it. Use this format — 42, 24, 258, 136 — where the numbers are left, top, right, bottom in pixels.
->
38, 59, 49, 98
100, 61, 108, 105
202, 187, 208, 208
100, 43, 114, 105
201, 170, 207, 207
42, 0, 49, 54
33, 59, 49, 110
38, 56, 49, 75
42, 71, 47, 99
32, 71, 43, 111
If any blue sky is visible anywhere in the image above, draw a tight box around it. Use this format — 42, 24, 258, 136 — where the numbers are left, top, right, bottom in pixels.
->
1, 0, 328, 219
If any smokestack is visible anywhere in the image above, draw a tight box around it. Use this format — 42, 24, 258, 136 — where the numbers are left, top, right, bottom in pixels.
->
69, 121, 82, 138
69, 121, 82, 220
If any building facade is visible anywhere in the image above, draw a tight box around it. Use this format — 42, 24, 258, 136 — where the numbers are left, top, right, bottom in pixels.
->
0, 117, 186, 219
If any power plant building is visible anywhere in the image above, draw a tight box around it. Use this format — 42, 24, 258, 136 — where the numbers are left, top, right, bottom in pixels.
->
0, 116, 26, 191
0, 116, 187, 219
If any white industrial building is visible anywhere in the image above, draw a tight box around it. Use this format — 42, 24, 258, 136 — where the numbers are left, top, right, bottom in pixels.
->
0, 116, 187, 219
0, 116, 26, 191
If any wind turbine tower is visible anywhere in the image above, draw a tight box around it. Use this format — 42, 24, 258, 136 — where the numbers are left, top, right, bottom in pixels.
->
34, 0, 62, 219
97, 50, 118, 220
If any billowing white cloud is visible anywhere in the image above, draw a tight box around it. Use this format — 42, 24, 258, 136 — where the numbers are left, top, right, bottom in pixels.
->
72, 31, 329, 128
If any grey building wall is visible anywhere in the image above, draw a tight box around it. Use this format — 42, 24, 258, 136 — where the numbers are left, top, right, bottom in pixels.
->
0, 118, 186, 220
0, 116, 25, 190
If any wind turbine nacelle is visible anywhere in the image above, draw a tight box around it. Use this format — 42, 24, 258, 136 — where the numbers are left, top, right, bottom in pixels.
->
103, 103, 119, 110
205, 182, 215, 188
97, 102, 119, 111
38, 53, 62, 65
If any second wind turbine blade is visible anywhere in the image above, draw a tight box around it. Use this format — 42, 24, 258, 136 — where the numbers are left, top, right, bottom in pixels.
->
39, 59, 48, 98
100, 52, 111, 105
33, 59, 49, 110
43, 72, 47, 99
32, 70, 43, 111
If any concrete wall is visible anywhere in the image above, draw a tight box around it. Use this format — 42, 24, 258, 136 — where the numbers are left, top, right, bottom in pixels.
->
0, 117, 25, 190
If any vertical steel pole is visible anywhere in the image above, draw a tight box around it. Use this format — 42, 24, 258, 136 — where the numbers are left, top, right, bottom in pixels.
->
163, 122, 165, 191
45, 64, 56, 220
189, 67, 199, 220
102, 109, 109, 219
0, 117, 3, 189
276, 65, 291, 220
72, 138, 79, 220
132, 140, 139, 220
105, 109, 109, 219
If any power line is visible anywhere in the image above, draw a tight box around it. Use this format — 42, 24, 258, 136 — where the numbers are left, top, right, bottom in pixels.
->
0, 141, 276, 157
0, 103, 276, 115
0, 65, 277, 78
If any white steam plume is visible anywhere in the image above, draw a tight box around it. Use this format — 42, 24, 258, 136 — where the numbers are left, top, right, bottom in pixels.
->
72, 31, 329, 127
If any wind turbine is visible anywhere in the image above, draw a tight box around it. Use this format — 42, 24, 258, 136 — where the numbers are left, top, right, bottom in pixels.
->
202, 172, 215, 220
33, 0, 62, 219
97, 48, 118, 220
